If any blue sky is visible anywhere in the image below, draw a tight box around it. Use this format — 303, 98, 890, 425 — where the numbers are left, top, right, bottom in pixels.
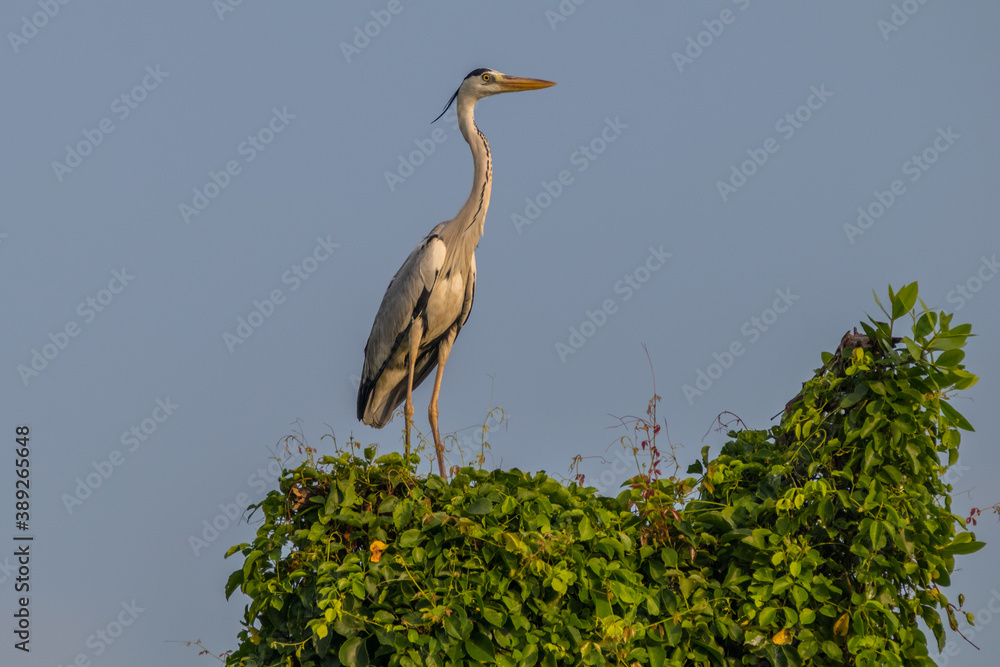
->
2, 2, 999, 665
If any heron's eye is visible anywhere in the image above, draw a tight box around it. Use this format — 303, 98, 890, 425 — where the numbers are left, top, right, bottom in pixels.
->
482, 74, 490, 82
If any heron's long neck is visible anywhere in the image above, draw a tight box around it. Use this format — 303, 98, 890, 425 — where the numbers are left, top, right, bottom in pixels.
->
453, 96, 492, 247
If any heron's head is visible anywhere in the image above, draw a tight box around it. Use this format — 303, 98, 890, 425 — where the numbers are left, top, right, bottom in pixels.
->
433, 68, 555, 122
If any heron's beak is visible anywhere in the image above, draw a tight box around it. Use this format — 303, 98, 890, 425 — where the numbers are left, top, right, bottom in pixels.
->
498, 76, 556, 92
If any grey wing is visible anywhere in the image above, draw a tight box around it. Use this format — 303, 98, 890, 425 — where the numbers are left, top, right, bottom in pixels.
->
357, 231, 447, 426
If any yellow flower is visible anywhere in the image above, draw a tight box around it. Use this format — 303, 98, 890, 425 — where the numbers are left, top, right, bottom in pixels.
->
369, 540, 387, 562
772, 628, 791, 645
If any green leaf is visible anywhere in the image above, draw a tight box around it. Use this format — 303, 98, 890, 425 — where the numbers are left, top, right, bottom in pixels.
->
334, 612, 364, 637
693, 640, 726, 666
935, 349, 965, 368
466, 497, 493, 515
798, 640, 820, 660
648, 645, 666, 667
698, 511, 736, 531
931, 615, 947, 652
780, 643, 803, 667
773, 577, 794, 595
817, 497, 834, 523
870, 521, 885, 550
225, 543, 248, 559
895, 282, 919, 318
399, 528, 422, 547
518, 643, 539, 667
953, 370, 979, 390
821, 641, 843, 659
444, 611, 463, 639
597, 536, 624, 558
840, 383, 869, 408
483, 606, 506, 627
225, 569, 243, 599
595, 596, 612, 619
578, 516, 597, 541
242, 550, 264, 579
378, 495, 399, 514
315, 623, 332, 655
872, 289, 889, 318
930, 334, 968, 351
338, 637, 369, 667
914, 312, 934, 338
949, 322, 972, 336
940, 402, 975, 431
665, 619, 682, 646
939, 540, 986, 556
466, 631, 496, 662
742, 529, 770, 549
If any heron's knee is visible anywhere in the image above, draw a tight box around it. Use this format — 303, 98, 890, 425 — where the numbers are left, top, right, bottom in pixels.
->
428, 403, 439, 421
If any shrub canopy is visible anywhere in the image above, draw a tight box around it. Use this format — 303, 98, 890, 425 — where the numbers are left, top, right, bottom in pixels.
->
226, 284, 984, 666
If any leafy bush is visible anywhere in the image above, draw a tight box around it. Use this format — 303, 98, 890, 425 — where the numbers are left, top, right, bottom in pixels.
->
225, 284, 984, 666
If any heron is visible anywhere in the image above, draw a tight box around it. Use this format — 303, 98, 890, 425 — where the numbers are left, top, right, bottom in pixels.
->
357, 68, 555, 477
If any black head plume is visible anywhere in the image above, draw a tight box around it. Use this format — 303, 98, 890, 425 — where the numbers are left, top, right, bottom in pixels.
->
431, 68, 491, 124
432, 87, 459, 124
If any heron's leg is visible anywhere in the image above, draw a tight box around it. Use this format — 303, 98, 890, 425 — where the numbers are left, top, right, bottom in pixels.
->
404, 318, 424, 458
428, 325, 458, 478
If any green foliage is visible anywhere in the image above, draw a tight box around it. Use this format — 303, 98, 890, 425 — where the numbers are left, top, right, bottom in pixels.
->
225, 284, 983, 666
